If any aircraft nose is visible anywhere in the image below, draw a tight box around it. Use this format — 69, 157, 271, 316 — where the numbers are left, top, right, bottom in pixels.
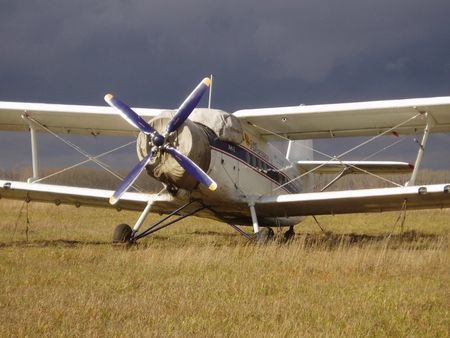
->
135, 112, 212, 191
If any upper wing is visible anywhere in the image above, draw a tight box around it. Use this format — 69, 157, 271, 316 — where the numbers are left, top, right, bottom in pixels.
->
295, 160, 413, 175
0, 101, 165, 136
255, 184, 450, 217
234, 97, 450, 140
0, 179, 179, 213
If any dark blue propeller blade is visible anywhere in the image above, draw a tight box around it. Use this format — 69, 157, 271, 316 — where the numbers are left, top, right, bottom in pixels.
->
166, 78, 211, 134
109, 151, 154, 205
105, 94, 159, 136
165, 146, 217, 191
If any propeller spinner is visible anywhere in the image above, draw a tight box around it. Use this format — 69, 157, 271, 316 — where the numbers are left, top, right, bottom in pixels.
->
105, 77, 216, 205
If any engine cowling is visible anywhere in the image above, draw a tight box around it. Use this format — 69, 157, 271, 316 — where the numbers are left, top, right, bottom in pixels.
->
136, 111, 211, 190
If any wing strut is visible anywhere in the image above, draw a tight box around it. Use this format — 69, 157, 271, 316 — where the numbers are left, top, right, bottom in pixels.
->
406, 112, 435, 186
22, 114, 40, 183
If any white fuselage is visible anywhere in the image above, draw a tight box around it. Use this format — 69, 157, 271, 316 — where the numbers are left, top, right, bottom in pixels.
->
190, 123, 308, 226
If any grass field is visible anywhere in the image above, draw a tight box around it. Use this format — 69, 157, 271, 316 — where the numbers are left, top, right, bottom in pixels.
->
0, 200, 449, 337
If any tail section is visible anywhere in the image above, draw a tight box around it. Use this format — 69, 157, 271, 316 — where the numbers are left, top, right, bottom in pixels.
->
286, 140, 314, 192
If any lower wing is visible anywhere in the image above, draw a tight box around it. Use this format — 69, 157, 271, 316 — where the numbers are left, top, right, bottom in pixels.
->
255, 184, 450, 217
1, 180, 449, 219
0, 180, 178, 213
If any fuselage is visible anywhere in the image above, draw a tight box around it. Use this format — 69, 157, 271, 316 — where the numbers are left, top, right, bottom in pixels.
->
140, 108, 309, 227
189, 114, 307, 226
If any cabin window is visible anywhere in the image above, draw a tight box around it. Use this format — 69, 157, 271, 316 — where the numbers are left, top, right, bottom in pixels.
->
256, 158, 262, 170
261, 162, 268, 171
250, 154, 257, 167
245, 152, 250, 164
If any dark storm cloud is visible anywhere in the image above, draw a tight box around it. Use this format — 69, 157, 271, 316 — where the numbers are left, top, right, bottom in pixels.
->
1, 0, 449, 169
2, 0, 450, 105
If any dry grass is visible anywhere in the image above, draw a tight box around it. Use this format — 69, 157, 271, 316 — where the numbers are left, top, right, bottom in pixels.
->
0, 200, 449, 337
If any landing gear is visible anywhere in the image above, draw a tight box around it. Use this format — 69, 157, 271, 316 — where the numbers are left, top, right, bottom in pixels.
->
284, 226, 295, 242
256, 227, 274, 244
110, 197, 292, 245
256, 227, 294, 244
112, 199, 208, 245
112, 223, 132, 244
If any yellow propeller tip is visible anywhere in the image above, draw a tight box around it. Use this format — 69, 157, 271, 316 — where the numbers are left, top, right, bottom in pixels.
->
104, 93, 114, 102
209, 182, 217, 191
202, 78, 211, 87
109, 196, 119, 205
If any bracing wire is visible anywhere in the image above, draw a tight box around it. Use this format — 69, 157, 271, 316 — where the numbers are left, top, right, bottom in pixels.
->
23, 114, 143, 192
249, 112, 422, 196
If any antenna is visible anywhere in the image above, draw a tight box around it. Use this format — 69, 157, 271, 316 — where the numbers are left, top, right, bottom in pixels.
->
208, 74, 213, 109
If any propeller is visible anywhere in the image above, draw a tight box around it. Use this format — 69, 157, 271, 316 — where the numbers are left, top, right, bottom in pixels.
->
105, 77, 216, 205
165, 146, 217, 191
166, 78, 211, 134
109, 150, 155, 205
104, 94, 159, 136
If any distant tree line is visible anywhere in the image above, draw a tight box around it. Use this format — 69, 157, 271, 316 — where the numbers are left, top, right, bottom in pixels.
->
0, 167, 162, 192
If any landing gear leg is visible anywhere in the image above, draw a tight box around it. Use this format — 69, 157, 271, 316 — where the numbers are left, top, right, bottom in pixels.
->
130, 200, 154, 240
248, 201, 274, 244
248, 202, 260, 235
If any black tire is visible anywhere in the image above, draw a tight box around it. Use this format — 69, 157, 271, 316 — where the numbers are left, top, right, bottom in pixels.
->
284, 226, 295, 242
256, 227, 274, 244
113, 223, 132, 244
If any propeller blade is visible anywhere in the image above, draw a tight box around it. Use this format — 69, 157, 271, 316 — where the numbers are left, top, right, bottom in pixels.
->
105, 94, 159, 136
165, 146, 217, 191
109, 152, 154, 205
166, 77, 211, 134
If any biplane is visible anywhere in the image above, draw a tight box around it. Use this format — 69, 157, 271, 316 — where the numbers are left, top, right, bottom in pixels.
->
0, 77, 449, 243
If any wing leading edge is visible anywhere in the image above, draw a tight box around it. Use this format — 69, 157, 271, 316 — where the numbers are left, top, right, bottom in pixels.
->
0, 180, 178, 213
255, 184, 450, 217
0, 101, 165, 136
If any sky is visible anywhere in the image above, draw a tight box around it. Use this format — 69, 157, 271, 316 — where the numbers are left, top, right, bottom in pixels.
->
1, 0, 450, 173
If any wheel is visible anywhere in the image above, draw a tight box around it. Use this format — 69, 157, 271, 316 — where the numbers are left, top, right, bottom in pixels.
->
256, 227, 274, 244
284, 226, 295, 242
112, 223, 132, 244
